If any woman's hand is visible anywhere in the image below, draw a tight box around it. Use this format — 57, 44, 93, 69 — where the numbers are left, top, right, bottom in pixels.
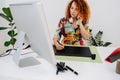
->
53, 37, 64, 50
76, 15, 83, 26
55, 41, 64, 50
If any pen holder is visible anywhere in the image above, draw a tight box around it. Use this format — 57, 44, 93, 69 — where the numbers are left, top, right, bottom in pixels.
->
116, 59, 120, 74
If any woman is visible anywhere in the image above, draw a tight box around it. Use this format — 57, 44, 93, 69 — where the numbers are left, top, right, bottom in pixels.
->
53, 0, 90, 50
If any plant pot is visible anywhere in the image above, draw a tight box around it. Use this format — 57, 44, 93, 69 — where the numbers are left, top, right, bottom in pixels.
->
116, 59, 120, 74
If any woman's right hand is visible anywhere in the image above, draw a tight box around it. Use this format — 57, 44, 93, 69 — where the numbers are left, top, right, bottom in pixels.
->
55, 41, 64, 50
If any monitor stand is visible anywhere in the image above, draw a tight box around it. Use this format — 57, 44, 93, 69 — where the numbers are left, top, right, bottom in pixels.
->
13, 31, 40, 67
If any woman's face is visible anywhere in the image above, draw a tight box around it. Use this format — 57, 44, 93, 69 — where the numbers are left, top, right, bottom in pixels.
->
70, 2, 79, 18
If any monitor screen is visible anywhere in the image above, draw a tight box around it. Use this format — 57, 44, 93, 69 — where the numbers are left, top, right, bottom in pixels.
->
9, 1, 56, 66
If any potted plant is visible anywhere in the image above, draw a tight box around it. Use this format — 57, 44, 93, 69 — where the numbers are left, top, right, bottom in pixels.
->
0, 7, 17, 48
0, 7, 17, 55
87, 29, 112, 47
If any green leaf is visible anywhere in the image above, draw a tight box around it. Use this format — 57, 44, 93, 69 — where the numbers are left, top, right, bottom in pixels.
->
89, 29, 92, 33
9, 22, 15, 26
2, 7, 13, 20
10, 38, 16, 45
0, 13, 12, 22
91, 36, 98, 46
14, 33, 18, 36
14, 26, 17, 29
98, 41, 104, 46
103, 42, 112, 47
0, 27, 9, 30
95, 31, 103, 42
8, 30, 15, 37
4, 41, 11, 47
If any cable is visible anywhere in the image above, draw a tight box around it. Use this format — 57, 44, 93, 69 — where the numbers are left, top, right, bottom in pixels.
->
0, 49, 16, 57
56, 62, 78, 75
0, 44, 31, 57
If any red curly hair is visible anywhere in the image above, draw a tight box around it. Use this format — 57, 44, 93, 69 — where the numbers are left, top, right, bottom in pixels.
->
65, 0, 90, 25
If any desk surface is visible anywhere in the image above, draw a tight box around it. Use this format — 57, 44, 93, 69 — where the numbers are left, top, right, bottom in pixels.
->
0, 47, 120, 80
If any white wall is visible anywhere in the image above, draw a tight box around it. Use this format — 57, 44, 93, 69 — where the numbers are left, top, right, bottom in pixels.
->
1, 0, 120, 47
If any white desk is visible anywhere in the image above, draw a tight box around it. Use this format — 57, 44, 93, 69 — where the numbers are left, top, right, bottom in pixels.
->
0, 47, 120, 80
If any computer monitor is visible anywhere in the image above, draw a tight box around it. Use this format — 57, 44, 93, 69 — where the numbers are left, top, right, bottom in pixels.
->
9, 1, 56, 67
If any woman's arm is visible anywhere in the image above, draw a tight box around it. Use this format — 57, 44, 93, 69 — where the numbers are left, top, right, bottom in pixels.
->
77, 19, 89, 40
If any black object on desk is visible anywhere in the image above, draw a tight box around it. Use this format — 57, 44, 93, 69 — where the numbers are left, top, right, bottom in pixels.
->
56, 62, 78, 75
53, 45, 96, 60
56, 62, 67, 75
66, 65, 78, 75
